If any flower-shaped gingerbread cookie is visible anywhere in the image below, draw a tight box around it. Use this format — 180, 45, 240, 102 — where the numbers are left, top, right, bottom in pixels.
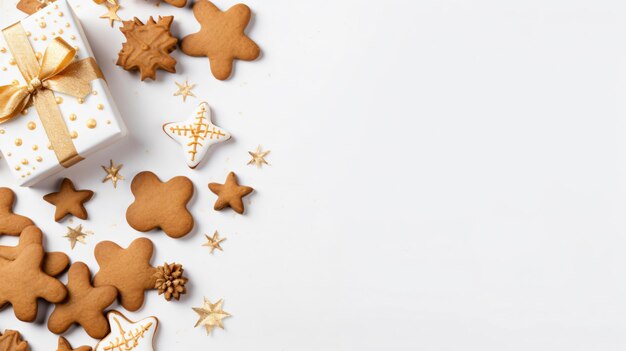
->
48, 262, 117, 339
181, 0, 260, 80
0, 244, 67, 322
0, 188, 34, 236
126, 171, 195, 238
93, 238, 157, 312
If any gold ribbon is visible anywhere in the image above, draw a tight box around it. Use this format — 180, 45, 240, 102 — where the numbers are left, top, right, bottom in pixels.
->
0, 22, 103, 167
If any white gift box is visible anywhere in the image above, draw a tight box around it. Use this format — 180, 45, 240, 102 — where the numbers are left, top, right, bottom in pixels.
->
0, 0, 126, 186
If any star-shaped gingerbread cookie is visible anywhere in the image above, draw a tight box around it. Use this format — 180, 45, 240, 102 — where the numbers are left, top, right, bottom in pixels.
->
56, 335, 92, 351
0, 188, 34, 236
181, 0, 260, 80
93, 238, 157, 311
163, 102, 231, 169
0, 226, 69, 276
126, 171, 195, 238
0, 330, 28, 351
49, 262, 117, 339
43, 178, 94, 222
0, 244, 67, 322
208, 172, 253, 214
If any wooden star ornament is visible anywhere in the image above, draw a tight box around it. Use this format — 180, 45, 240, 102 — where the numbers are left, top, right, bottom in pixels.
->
193, 297, 231, 335
64, 224, 93, 250
102, 160, 124, 188
44, 178, 94, 222
208, 172, 253, 214
248, 145, 270, 168
173, 80, 196, 102
100, 4, 121, 27
56, 336, 92, 351
163, 102, 231, 169
203, 231, 226, 254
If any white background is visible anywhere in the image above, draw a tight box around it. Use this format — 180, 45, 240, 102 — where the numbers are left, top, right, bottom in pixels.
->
1, 0, 626, 350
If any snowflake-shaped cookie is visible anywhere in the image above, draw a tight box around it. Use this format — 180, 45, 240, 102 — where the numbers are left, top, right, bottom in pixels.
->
163, 102, 231, 169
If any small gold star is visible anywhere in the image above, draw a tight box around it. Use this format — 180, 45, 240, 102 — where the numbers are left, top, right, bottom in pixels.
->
64, 224, 93, 249
99, 4, 121, 27
247, 145, 270, 168
173, 80, 196, 102
193, 297, 231, 335
203, 231, 226, 254
102, 160, 124, 188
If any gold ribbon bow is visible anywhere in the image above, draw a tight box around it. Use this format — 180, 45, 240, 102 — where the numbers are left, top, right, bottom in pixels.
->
0, 22, 103, 167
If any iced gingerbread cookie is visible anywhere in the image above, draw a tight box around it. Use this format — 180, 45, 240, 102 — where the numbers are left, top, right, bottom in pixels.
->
0, 188, 34, 236
95, 311, 158, 351
93, 238, 157, 311
48, 262, 118, 339
0, 226, 69, 276
126, 171, 194, 238
0, 244, 67, 322
181, 0, 260, 80
163, 102, 231, 169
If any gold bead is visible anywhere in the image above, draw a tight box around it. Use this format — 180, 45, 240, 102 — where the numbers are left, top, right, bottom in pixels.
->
97, 104, 104, 110
9, 58, 15, 65
58, 29, 63, 34
32, 145, 38, 151
21, 109, 28, 115
39, 22, 46, 28
65, 22, 70, 28
27, 121, 36, 130
70, 35, 76, 40
36, 156, 42, 162
86, 119, 97, 129
41, 35, 47, 41
106, 120, 111, 125
69, 113, 77, 121
70, 131, 78, 139
0, 129, 5, 134
14, 166, 20, 171
25, 31, 31, 37
92, 91, 98, 96
21, 159, 28, 165
0, 47, 5, 53
58, 12, 64, 17
55, 96, 63, 104
77, 98, 84, 104
14, 138, 22, 146
1, 67, 6, 71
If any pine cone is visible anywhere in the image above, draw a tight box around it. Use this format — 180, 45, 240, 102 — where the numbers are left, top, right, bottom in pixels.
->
154, 262, 188, 301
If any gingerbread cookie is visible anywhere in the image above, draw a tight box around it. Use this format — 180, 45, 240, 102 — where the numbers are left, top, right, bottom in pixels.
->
0, 226, 69, 276
163, 0, 185, 7
56, 337, 91, 351
181, 0, 260, 80
95, 311, 157, 351
43, 178, 94, 222
0, 330, 28, 351
0, 188, 34, 236
0, 244, 67, 322
93, 238, 157, 311
117, 17, 178, 81
48, 262, 117, 339
163, 102, 231, 169
208, 172, 253, 214
16, 0, 51, 14
126, 171, 194, 238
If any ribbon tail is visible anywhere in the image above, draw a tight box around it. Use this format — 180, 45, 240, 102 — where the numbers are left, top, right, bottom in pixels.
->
0, 85, 31, 123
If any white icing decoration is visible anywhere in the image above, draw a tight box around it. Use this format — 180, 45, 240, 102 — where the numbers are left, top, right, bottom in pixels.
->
163, 101, 231, 169
95, 311, 158, 351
